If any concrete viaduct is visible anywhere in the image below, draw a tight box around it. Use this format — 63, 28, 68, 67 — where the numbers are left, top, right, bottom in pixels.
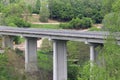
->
0, 26, 119, 80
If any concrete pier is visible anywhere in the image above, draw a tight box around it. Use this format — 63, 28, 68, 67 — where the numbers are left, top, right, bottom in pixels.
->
2, 35, 13, 49
25, 37, 38, 72
53, 40, 67, 80
89, 43, 104, 65
89, 43, 96, 66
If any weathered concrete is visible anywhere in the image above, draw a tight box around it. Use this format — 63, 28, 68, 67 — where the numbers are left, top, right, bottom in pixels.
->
2, 35, 13, 49
89, 43, 95, 67
25, 37, 38, 72
53, 40, 67, 80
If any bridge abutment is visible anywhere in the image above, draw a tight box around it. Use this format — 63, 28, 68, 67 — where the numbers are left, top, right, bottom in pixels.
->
25, 37, 38, 72
53, 40, 67, 80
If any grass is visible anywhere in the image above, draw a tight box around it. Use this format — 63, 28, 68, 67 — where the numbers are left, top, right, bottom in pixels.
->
31, 24, 61, 29
89, 26, 101, 31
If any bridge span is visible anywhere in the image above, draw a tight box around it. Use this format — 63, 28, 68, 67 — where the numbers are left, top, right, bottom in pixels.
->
0, 26, 119, 80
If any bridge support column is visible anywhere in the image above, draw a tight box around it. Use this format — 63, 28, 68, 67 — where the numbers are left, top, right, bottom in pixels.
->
2, 35, 13, 49
25, 37, 38, 72
88, 43, 104, 80
89, 43, 96, 66
89, 43, 104, 65
53, 40, 67, 80
89, 43, 97, 80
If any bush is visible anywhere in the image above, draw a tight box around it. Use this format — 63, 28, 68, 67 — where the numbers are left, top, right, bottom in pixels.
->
39, 1, 50, 22
59, 23, 70, 29
32, 0, 41, 14
92, 12, 104, 23
4, 16, 31, 28
0, 51, 25, 80
13, 17, 31, 28
81, 18, 92, 28
49, 0, 103, 23
69, 18, 81, 29
59, 17, 92, 29
68, 64, 80, 80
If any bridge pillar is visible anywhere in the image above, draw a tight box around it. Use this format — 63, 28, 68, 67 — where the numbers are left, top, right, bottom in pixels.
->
53, 40, 67, 80
25, 37, 38, 72
89, 43, 96, 66
88, 43, 104, 80
88, 43, 104, 65
2, 35, 13, 49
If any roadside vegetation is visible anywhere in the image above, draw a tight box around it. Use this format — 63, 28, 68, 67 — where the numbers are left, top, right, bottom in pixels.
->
31, 24, 60, 29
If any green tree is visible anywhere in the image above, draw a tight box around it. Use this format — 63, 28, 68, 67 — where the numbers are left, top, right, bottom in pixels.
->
40, 1, 50, 22
49, 0, 103, 23
0, 0, 31, 27
102, 0, 118, 14
33, 0, 41, 14
80, 0, 120, 79
9, 0, 19, 3
112, 0, 120, 12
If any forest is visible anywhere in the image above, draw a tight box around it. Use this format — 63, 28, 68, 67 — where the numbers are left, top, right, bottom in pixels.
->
0, 0, 120, 80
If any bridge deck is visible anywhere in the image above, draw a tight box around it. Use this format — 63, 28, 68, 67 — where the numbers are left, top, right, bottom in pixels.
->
0, 26, 118, 43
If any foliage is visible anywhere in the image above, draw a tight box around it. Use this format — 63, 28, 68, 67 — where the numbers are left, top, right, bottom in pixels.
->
4, 16, 31, 27
49, 0, 74, 21
67, 41, 89, 65
9, 0, 19, 3
0, 3, 4, 12
13, 36, 25, 44
79, 0, 120, 79
37, 39, 53, 80
49, 0, 103, 23
80, 36, 120, 80
68, 64, 80, 80
0, 50, 25, 80
89, 27, 101, 31
102, 0, 117, 14
33, 0, 41, 14
112, 0, 120, 12
31, 24, 60, 29
40, 1, 50, 22
37, 51, 53, 72
0, 0, 31, 27
2, 3, 23, 17
60, 17, 92, 29
103, 12, 120, 32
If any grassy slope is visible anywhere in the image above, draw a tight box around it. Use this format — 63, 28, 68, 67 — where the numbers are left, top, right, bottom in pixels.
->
31, 24, 60, 29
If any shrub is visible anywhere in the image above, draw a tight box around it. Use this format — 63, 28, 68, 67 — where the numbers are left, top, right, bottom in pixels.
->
59, 23, 70, 29
92, 12, 104, 23
49, 0, 103, 23
4, 16, 31, 28
39, 1, 50, 22
13, 17, 31, 28
69, 18, 82, 29
59, 17, 92, 29
33, 0, 41, 14
68, 64, 80, 80
81, 18, 92, 29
